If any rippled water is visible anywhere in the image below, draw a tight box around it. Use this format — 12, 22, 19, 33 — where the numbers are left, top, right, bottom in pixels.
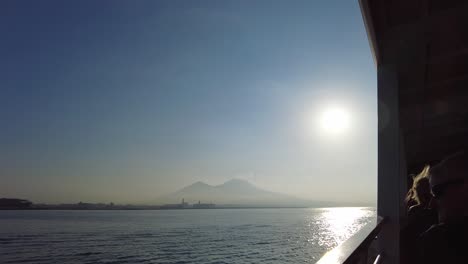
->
0, 208, 375, 264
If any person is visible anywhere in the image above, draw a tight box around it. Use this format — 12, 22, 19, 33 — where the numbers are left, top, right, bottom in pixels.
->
406, 165, 436, 218
418, 151, 468, 264
401, 165, 438, 264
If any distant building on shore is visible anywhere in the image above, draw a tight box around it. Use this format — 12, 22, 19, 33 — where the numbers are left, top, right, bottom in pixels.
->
193, 200, 215, 209
160, 198, 190, 209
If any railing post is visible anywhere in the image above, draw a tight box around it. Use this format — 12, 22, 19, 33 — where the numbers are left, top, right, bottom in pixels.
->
377, 64, 406, 263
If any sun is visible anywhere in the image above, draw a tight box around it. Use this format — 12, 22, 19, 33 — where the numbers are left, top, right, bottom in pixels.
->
319, 107, 350, 134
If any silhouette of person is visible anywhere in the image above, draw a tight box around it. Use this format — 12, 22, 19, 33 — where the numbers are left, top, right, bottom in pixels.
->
406, 166, 436, 217
401, 165, 438, 264
418, 151, 468, 264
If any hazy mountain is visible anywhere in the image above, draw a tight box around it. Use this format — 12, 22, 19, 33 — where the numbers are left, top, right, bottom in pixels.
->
158, 179, 337, 207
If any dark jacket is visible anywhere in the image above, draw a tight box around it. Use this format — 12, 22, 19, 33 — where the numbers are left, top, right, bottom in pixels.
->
418, 217, 468, 264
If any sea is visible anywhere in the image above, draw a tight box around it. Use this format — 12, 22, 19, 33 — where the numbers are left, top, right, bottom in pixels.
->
0, 207, 376, 264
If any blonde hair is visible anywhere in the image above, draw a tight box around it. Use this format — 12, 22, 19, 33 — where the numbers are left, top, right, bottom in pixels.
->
406, 165, 431, 205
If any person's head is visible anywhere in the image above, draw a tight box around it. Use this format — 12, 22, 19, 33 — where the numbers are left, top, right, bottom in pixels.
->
430, 151, 468, 223
415, 177, 432, 205
406, 165, 432, 207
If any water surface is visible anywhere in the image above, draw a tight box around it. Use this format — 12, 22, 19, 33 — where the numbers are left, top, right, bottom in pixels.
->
0, 208, 375, 263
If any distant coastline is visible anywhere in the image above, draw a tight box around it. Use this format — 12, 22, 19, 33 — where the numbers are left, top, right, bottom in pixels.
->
1, 180, 375, 210
0, 198, 368, 210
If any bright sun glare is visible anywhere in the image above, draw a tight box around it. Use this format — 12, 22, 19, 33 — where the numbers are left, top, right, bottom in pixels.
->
319, 107, 351, 134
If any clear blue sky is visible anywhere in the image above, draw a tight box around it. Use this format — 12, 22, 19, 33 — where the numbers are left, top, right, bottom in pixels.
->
0, 0, 376, 204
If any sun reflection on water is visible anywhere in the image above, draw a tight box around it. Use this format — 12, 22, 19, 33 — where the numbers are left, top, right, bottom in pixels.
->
310, 207, 375, 250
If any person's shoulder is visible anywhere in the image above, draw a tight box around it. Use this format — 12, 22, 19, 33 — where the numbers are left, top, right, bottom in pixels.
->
408, 204, 423, 216
418, 223, 451, 263
420, 223, 447, 242
421, 223, 446, 234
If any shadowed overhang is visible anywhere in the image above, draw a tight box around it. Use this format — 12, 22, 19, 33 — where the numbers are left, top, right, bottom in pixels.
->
360, 0, 468, 173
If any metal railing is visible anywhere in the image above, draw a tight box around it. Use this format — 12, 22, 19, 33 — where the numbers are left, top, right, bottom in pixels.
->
373, 254, 383, 264
316, 216, 385, 264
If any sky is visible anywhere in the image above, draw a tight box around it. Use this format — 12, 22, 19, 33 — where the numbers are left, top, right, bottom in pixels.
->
0, 0, 377, 205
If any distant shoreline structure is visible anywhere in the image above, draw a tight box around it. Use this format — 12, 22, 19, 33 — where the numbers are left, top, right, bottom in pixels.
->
0, 198, 370, 210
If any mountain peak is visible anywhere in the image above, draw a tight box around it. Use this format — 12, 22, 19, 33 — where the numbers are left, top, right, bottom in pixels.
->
218, 178, 254, 187
175, 181, 212, 194
191, 181, 211, 186
159, 178, 309, 206
216, 179, 260, 193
